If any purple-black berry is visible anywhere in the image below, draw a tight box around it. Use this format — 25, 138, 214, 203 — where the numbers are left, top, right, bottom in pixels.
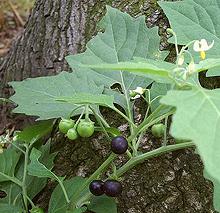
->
89, 180, 104, 196
103, 180, 122, 197
111, 136, 128, 154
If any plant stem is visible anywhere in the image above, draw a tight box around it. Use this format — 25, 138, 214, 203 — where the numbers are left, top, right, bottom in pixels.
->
0, 172, 22, 186
163, 116, 169, 146
22, 144, 29, 212
56, 177, 70, 203
116, 142, 195, 177
74, 107, 86, 128
69, 153, 116, 210
90, 107, 110, 140
68, 105, 84, 118
111, 106, 136, 128
77, 141, 195, 208
128, 106, 175, 144
120, 72, 134, 135
85, 104, 90, 121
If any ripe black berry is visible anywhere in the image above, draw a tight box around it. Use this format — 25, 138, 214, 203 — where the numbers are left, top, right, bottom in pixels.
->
111, 136, 128, 154
89, 180, 104, 196
103, 180, 122, 197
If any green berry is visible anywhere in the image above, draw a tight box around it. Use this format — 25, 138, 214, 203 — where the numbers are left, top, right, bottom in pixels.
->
151, 123, 165, 138
59, 119, 75, 134
66, 128, 78, 140
77, 119, 95, 138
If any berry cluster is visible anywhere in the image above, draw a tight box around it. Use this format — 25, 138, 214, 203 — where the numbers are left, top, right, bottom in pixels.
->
58, 118, 95, 140
89, 179, 122, 197
89, 136, 128, 197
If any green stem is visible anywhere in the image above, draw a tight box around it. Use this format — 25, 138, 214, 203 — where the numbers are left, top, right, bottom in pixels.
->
116, 142, 195, 177
25, 194, 36, 208
90, 107, 110, 140
56, 177, 70, 203
22, 144, 29, 212
0, 172, 22, 186
128, 106, 175, 144
120, 72, 134, 135
5, 142, 25, 154
163, 116, 169, 146
67, 105, 84, 119
85, 104, 90, 121
77, 142, 195, 208
69, 153, 116, 209
74, 107, 86, 128
111, 106, 136, 128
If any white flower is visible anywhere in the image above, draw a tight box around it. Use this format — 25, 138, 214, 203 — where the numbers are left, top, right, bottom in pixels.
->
193, 39, 214, 60
129, 87, 146, 100
133, 87, 145, 95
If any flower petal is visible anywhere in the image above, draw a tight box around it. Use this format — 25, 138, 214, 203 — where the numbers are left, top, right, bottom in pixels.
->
193, 40, 201, 52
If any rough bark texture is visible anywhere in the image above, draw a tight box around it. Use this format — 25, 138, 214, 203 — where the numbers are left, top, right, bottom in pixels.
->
0, 0, 216, 212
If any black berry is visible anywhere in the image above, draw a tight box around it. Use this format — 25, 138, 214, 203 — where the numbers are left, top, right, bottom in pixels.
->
89, 180, 104, 196
111, 136, 128, 154
103, 180, 122, 197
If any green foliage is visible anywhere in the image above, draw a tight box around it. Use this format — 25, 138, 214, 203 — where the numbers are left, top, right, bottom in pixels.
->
66, 6, 165, 112
9, 72, 104, 120
16, 120, 53, 143
160, 87, 220, 210
27, 148, 60, 180
87, 195, 117, 213
0, 204, 22, 213
0, 148, 21, 182
48, 177, 86, 213
159, 0, 220, 76
3, 3, 220, 213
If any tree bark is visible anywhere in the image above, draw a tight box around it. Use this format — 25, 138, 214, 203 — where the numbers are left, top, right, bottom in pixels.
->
0, 0, 215, 212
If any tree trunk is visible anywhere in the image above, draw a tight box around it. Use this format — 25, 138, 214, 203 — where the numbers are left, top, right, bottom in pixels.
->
0, 0, 215, 212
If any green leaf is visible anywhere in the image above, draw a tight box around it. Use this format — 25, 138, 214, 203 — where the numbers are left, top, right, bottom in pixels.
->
27, 148, 58, 180
26, 142, 57, 199
1, 142, 56, 207
48, 177, 86, 213
16, 120, 54, 143
9, 71, 104, 120
150, 82, 171, 111
0, 204, 22, 213
56, 93, 114, 108
193, 58, 220, 77
161, 87, 220, 210
87, 195, 117, 213
83, 59, 175, 83
66, 6, 166, 110
159, 0, 220, 57
0, 148, 21, 182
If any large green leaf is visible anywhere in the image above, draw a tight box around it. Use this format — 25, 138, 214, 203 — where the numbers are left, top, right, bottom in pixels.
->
9, 72, 104, 120
87, 195, 117, 213
83, 60, 175, 84
0, 148, 21, 182
56, 93, 114, 108
159, 0, 220, 56
66, 6, 166, 111
48, 177, 86, 213
161, 87, 220, 211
